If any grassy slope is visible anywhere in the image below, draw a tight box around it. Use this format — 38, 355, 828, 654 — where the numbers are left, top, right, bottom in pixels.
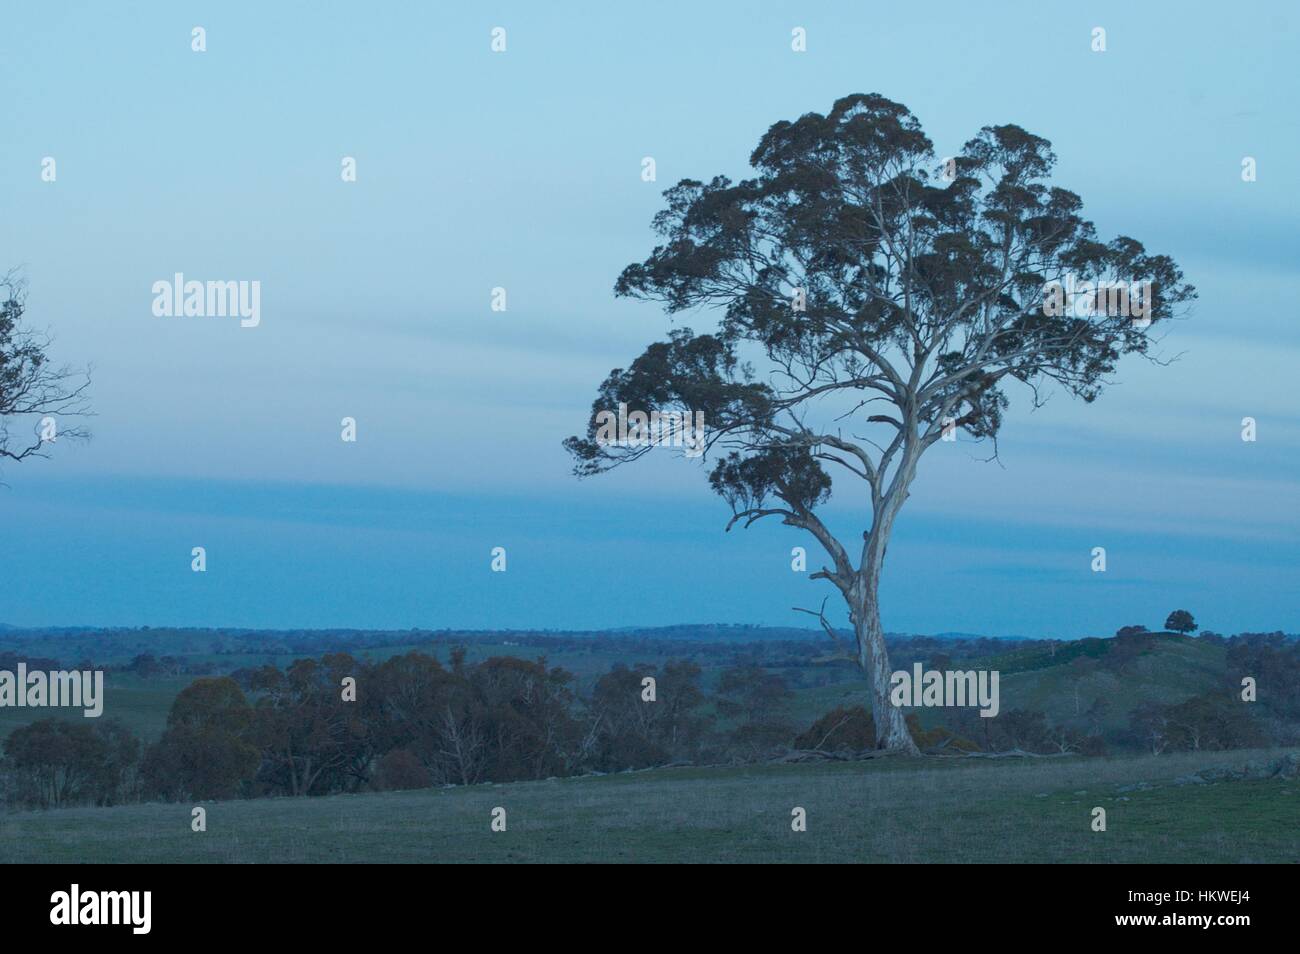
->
787, 635, 1226, 733
3, 748, 1295, 863
1000, 636, 1226, 731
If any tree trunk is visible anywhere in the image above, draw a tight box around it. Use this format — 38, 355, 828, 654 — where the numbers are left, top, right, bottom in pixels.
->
850, 579, 920, 755
850, 468, 921, 756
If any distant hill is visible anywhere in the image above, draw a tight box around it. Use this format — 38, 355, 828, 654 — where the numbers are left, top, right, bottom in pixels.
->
0, 622, 1293, 664
0, 621, 1039, 648
988, 632, 1228, 733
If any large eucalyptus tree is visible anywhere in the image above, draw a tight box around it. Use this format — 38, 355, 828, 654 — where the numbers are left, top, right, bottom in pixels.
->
566, 95, 1194, 753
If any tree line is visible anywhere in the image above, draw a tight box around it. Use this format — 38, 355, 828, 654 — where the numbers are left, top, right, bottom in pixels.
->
4, 633, 1296, 809
3, 651, 786, 808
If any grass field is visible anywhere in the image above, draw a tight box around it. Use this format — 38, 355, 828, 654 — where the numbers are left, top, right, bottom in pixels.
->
0, 673, 187, 742
3, 748, 1294, 863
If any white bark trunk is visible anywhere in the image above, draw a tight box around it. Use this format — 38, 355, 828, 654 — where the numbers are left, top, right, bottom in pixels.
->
850, 576, 920, 755
850, 453, 921, 755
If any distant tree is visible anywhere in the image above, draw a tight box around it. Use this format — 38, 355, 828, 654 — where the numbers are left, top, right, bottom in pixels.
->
986, 708, 1053, 753
366, 650, 495, 786
1165, 610, 1197, 634
142, 677, 259, 800
1083, 697, 1110, 738
87, 717, 142, 805
589, 664, 670, 770
463, 656, 581, 782
249, 656, 368, 796
128, 653, 161, 677
1103, 629, 1152, 672
1128, 702, 1170, 755
3, 717, 139, 808
0, 271, 91, 468
565, 95, 1194, 752
1127, 691, 1264, 754
1227, 635, 1300, 733
716, 662, 794, 758
368, 652, 455, 763
658, 659, 709, 754
588, 659, 709, 771
1115, 624, 1148, 638
1044, 722, 1086, 755
716, 663, 791, 724
1164, 692, 1264, 751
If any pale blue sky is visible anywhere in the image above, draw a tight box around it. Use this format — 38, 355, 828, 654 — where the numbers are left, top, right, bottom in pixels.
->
1, 1, 1296, 636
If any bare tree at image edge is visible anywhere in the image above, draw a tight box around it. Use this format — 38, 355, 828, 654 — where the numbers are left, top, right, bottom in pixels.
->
0, 270, 92, 470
